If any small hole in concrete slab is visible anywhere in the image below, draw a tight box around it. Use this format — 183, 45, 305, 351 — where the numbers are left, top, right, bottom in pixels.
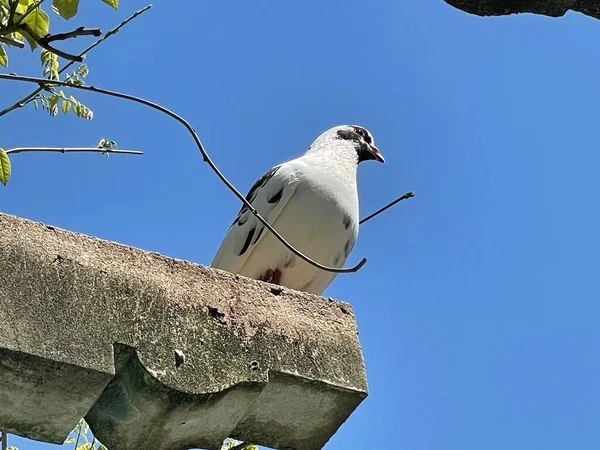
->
340, 306, 351, 315
249, 360, 260, 371
173, 349, 186, 368
270, 286, 283, 296
207, 306, 226, 324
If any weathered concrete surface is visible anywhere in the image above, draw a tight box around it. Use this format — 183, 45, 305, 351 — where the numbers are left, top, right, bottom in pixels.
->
0, 212, 367, 450
444, 0, 600, 20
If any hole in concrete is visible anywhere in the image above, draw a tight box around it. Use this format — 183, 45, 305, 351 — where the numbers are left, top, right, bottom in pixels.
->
340, 306, 351, 315
173, 349, 186, 368
270, 286, 283, 296
207, 306, 226, 324
249, 360, 260, 371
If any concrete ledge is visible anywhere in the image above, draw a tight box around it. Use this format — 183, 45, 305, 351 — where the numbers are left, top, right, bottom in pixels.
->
0, 213, 367, 450
444, 0, 600, 20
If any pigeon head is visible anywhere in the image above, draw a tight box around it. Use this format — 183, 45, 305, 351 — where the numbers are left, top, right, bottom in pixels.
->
307, 125, 385, 164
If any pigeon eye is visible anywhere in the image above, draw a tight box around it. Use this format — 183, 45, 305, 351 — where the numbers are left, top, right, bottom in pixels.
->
353, 127, 371, 144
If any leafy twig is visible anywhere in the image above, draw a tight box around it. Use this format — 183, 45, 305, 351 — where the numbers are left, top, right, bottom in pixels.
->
0, 4, 152, 117
0, 73, 369, 274
360, 191, 415, 224
6, 147, 143, 155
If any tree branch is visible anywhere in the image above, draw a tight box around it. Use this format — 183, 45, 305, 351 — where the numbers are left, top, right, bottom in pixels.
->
19, 23, 83, 62
5, 147, 143, 155
0, 35, 24, 48
359, 191, 415, 225
0, 73, 369, 274
0, 4, 152, 117
40, 27, 102, 43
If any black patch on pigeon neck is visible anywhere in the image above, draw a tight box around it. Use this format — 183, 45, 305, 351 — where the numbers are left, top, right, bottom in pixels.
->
335, 128, 375, 163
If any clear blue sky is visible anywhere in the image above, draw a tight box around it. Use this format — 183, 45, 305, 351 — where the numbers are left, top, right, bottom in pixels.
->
3, 1, 600, 449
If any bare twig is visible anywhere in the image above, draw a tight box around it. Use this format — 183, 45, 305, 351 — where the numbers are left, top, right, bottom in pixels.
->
1, 430, 7, 450
230, 442, 253, 450
0, 35, 24, 48
6, 147, 143, 155
72, 421, 83, 450
0, 73, 368, 274
19, 23, 83, 62
41, 27, 102, 43
360, 191, 415, 225
0, 4, 152, 117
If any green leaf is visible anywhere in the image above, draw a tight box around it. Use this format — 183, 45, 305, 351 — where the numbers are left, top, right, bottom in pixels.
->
15, 0, 34, 15
21, 7, 50, 42
61, 99, 71, 114
47, 93, 59, 116
0, 45, 7, 67
20, 29, 38, 50
52, 0, 79, 19
0, 148, 11, 186
100, 0, 117, 10
76, 444, 93, 450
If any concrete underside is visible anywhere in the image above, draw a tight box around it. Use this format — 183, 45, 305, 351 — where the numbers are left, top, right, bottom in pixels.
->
0, 213, 368, 450
443, 0, 600, 20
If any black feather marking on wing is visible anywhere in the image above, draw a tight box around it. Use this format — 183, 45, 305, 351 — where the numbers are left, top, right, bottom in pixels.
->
231, 165, 282, 227
251, 227, 264, 245
242, 166, 281, 209
267, 187, 284, 204
239, 228, 256, 256
344, 239, 353, 258
284, 255, 296, 268
237, 210, 249, 226
342, 214, 352, 230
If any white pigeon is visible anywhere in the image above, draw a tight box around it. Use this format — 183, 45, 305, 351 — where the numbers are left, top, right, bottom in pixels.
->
211, 125, 385, 295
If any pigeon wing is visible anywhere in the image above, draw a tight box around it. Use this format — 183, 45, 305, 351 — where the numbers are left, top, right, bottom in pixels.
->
211, 163, 299, 275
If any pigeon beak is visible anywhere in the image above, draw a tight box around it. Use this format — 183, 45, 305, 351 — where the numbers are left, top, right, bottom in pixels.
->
370, 144, 385, 163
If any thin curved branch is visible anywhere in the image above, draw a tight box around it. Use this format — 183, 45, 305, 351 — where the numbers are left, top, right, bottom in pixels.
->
359, 191, 415, 225
0, 73, 368, 274
6, 147, 143, 155
0, 5, 152, 117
